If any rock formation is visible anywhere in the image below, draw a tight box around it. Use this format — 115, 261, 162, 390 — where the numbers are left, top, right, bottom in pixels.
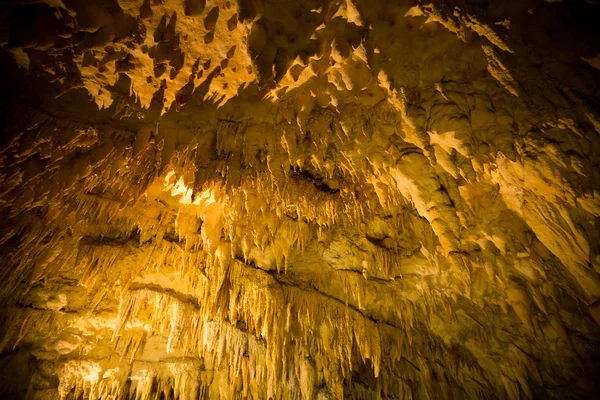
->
0, 0, 599, 398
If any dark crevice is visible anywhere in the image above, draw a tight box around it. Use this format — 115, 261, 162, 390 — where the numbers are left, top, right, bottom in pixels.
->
289, 165, 340, 194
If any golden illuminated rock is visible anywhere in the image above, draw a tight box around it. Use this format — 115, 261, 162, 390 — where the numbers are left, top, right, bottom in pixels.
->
0, 0, 599, 399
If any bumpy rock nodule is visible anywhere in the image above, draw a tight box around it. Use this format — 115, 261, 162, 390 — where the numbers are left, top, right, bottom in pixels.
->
1, 0, 600, 399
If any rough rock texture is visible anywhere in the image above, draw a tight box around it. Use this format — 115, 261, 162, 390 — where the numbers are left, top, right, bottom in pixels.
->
1, 0, 600, 399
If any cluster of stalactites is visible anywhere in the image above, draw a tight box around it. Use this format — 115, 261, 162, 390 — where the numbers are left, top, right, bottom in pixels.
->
1, 217, 497, 399
0, 103, 521, 399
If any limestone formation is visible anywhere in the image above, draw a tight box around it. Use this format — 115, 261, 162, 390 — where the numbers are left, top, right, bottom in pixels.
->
0, 0, 599, 399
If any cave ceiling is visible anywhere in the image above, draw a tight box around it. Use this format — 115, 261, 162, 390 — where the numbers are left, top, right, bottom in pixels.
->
0, 0, 600, 399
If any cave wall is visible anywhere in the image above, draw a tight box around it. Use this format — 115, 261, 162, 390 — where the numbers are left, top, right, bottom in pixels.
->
0, 0, 600, 399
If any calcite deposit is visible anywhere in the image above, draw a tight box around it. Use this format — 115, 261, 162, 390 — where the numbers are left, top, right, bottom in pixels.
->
0, 0, 600, 398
